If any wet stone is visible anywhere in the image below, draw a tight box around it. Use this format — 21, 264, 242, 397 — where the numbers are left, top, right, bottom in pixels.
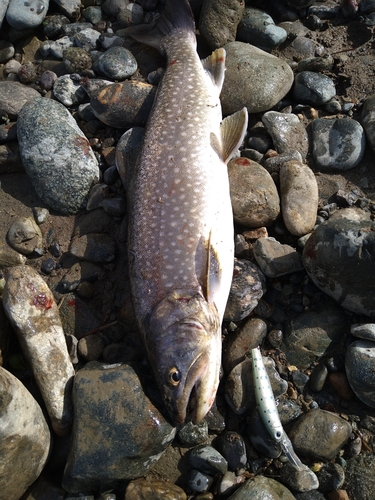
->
289, 409, 352, 461
351, 323, 375, 341
237, 7, 287, 51
215, 431, 247, 471
279, 463, 319, 493
178, 420, 208, 447
3, 265, 75, 435
124, 478, 186, 500
311, 118, 365, 171
73, 27, 101, 52
224, 258, 266, 322
293, 71, 336, 105
253, 237, 304, 277
302, 211, 375, 317
189, 445, 228, 475
188, 470, 213, 493
315, 462, 345, 492
226, 474, 296, 500
53, 74, 87, 106
0, 367, 51, 500
6, 216, 42, 255
345, 339, 375, 408
63, 362, 176, 493
228, 157, 280, 228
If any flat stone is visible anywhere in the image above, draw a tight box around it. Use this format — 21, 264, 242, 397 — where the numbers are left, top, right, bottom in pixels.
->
345, 340, 375, 408
0, 81, 40, 120
253, 237, 304, 277
62, 361, 176, 493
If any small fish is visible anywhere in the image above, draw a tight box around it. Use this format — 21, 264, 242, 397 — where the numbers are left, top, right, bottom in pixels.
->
251, 347, 305, 471
125, 0, 247, 424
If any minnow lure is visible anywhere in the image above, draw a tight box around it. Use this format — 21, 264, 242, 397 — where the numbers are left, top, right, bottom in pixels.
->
251, 347, 304, 471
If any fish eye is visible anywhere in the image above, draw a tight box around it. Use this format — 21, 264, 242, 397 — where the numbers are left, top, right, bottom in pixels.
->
168, 367, 181, 386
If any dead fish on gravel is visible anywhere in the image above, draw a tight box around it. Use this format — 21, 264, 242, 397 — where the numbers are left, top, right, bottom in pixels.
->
125, 0, 248, 424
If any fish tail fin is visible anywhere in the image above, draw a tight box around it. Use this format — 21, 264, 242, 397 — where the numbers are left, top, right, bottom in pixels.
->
202, 48, 226, 93
124, 0, 195, 54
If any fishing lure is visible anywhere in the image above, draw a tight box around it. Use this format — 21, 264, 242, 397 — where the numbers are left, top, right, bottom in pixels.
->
251, 347, 305, 471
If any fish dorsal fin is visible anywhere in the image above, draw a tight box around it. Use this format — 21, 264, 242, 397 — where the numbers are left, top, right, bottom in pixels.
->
205, 230, 222, 305
202, 48, 226, 92
220, 107, 248, 164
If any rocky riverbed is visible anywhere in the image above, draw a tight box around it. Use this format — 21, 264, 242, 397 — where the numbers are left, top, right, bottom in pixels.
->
1, 0, 375, 499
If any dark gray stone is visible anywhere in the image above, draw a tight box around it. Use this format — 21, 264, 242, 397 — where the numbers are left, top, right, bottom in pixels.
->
62, 362, 176, 493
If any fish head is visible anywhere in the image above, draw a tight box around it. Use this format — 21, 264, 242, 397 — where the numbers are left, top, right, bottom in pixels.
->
148, 289, 222, 425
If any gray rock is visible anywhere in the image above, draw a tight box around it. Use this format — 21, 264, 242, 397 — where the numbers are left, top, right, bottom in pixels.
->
311, 117, 366, 171
224, 258, 266, 322
124, 478, 186, 500
289, 409, 352, 461
188, 469, 213, 492
82, 6, 103, 24
228, 157, 280, 228
74, 27, 101, 51
0, 81, 40, 120
101, 0, 128, 17
279, 463, 319, 493
302, 211, 375, 317
262, 111, 309, 159
280, 160, 319, 236
221, 42, 294, 115
346, 339, 375, 408
63, 47, 92, 74
0, 0, 10, 29
189, 445, 228, 475
253, 237, 304, 277
227, 474, 295, 500
51, 0, 80, 20
362, 94, 375, 151
42, 13, 70, 38
199, 0, 244, 50
282, 303, 349, 368
117, 2, 143, 27
263, 150, 303, 176
53, 74, 87, 106
3, 265, 75, 435
7, 216, 42, 255
315, 462, 345, 492
345, 454, 375, 500
237, 7, 287, 51
115, 126, 144, 188
92, 46, 137, 80
62, 362, 176, 492
40, 36, 74, 59
17, 98, 99, 215
0, 367, 51, 500
215, 431, 247, 471
281, 36, 325, 62
0, 242, 27, 267
6, 0, 48, 29
178, 420, 208, 447
351, 323, 375, 341
0, 40, 15, 63
293, 71, 336, 105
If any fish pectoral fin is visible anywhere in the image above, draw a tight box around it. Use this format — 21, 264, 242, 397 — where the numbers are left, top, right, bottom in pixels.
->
205, 232, 222, 305
202, 48, 226, 93
221, 108, 248, 164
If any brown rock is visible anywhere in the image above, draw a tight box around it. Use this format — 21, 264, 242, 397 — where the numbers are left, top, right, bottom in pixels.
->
328, 372, 355, 400
125, 478, 187, 500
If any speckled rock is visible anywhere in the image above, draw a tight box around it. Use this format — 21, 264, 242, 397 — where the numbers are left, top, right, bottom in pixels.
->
282, 303, 349, 368
228, 157, 280, 228
125, 478, 186, 500
237, 7, 287, 51
224, 258, 266, 322
87, 80, 156, 128
227, 474, 295, 500
280, 160, 319, 236
262, 111, 309, 159
221, 42, 294, 115
362, 94, 375, 151
63, 46, 92, 74
293, 71, 336, 106
53, 0, 81, 20
290, 409, 352, 461
302, 210, 375, 317
2, 265, 75, 435
344, 454, 375, 500
311, 118, 365, 171
53, 74, 87, 106
199, 0, 244, 50
62, 362, 176, 492
0, 367, 51, 500
17, 97, 99, 215
92, 46, 137, 80
253, 237, 304, 277
279, 463, 319, 493
0, 81, 40, 120
345, 340, 375, 408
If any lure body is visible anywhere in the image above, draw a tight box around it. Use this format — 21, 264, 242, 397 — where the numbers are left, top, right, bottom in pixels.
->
251, 347, 304, 471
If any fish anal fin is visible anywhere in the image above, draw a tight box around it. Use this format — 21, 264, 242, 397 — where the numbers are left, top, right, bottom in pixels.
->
202, 48, 226, 92
221, 107, 248, 164
205, 230, 222, 305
